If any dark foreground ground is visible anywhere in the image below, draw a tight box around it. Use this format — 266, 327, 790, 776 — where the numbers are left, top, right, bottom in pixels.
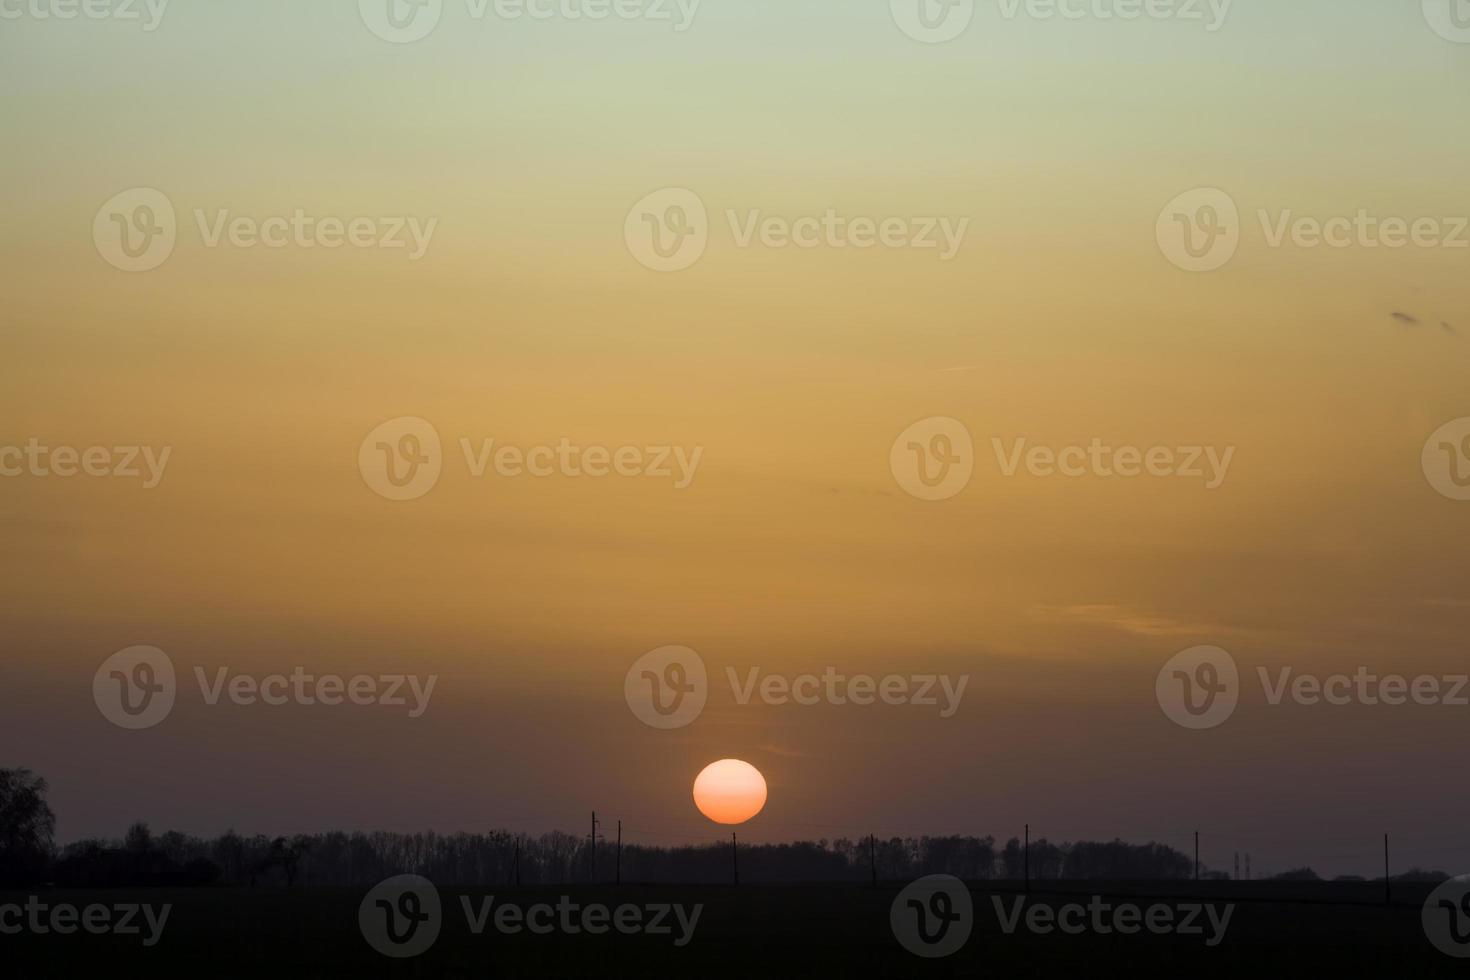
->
1, 880, 1460, 978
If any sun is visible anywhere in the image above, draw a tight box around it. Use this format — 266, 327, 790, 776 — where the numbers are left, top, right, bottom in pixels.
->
692, 759, 767, 825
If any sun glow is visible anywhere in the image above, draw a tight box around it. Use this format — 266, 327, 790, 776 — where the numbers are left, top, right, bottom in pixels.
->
692, 759, 768, 825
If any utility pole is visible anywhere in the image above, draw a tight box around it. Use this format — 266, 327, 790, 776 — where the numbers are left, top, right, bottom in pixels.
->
732, 832, 739, 887
1384, 834, 1390, 907
1234, 852, 1239, 881
616, 820, 622, 886
869, 834, 877, 888
590, 811, 600, 883
1024, 824, 1030, 894
1194, 832, 1200, 883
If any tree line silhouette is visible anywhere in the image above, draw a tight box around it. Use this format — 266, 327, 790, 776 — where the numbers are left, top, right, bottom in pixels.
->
19, 827, 1203, 887
0, 768, 1448, 887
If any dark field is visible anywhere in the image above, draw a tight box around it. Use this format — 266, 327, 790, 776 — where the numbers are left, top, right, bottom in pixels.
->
1, 880, 1459, 978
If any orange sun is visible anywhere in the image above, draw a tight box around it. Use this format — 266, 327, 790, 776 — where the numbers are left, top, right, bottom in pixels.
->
692, 759, 768, 825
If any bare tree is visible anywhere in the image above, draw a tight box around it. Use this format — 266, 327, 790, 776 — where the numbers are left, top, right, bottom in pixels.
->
0, 768, 56, 884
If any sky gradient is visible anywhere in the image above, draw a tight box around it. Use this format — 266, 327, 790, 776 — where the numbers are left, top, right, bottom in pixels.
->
2, 0, 1469, 878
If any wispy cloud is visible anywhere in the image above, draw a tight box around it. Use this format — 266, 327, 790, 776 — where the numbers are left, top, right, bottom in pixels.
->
1031, 603, 1228, 638
758, 743, 809, 759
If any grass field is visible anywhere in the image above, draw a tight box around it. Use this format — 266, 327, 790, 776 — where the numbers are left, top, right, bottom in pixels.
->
1, 880, 1459, 977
